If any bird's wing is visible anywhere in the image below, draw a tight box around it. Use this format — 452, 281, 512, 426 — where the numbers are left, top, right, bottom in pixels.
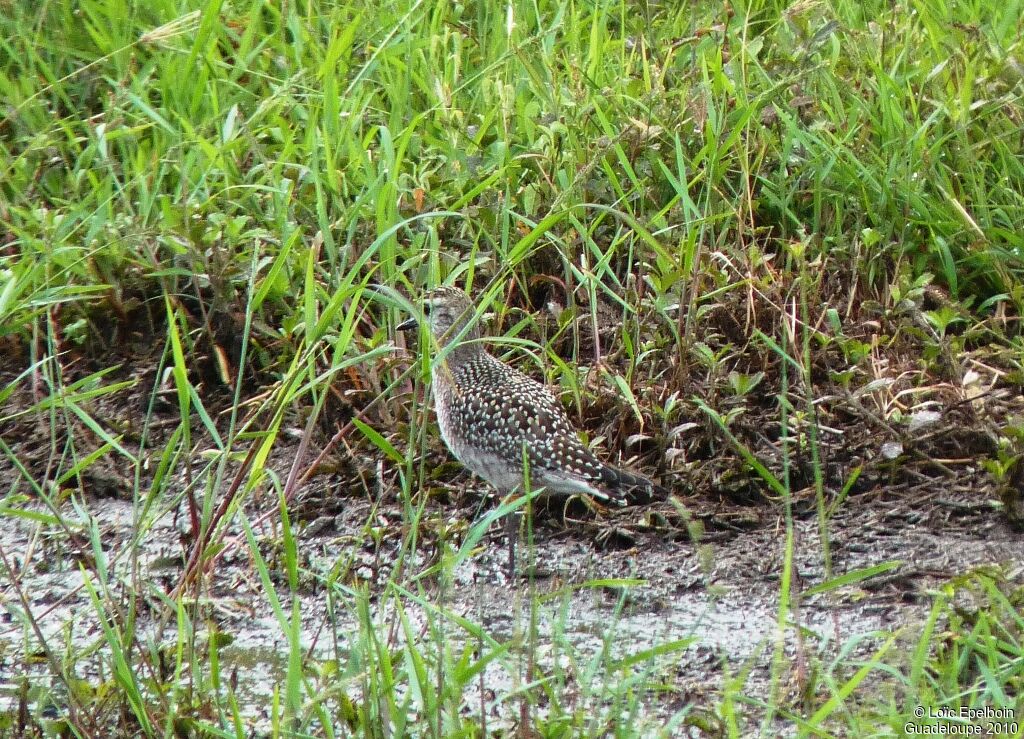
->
450, 367, 605, 478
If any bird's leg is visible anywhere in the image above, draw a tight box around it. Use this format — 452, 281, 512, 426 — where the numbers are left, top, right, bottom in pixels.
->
504, 509, 517, 580
503, 487, 523, 580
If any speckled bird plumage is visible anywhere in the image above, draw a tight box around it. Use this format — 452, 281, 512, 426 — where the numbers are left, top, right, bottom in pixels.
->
401, 286, 667, 504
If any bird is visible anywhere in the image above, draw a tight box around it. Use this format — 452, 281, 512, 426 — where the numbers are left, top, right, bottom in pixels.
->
397, 285, 668, 509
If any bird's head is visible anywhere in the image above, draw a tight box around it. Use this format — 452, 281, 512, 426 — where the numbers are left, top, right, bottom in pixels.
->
397, 286, 482, 349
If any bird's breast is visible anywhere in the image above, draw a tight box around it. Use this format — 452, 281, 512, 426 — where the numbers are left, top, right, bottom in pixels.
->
431, 372, 522, 492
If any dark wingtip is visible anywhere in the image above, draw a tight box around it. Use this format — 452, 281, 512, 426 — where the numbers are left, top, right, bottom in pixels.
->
603, 465, 670, 504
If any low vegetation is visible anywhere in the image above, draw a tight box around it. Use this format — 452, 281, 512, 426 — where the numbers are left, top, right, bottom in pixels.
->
1, 0, 1022, 735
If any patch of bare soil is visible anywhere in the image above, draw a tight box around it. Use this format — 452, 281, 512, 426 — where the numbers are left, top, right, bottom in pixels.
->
2, 278, 1024, 731
1, 463, 1021, 730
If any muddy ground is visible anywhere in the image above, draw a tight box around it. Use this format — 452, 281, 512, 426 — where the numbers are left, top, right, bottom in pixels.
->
1, 446, 1021, 732
2, 290, 1024, 733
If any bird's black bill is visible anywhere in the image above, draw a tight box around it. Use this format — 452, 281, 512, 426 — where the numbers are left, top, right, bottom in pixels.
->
396, 317, 419, 331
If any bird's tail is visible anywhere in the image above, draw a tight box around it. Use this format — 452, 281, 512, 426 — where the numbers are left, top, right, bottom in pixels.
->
602, 465, 670, 504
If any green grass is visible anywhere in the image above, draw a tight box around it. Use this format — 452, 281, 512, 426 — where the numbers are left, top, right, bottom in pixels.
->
2, 0, 1024, 735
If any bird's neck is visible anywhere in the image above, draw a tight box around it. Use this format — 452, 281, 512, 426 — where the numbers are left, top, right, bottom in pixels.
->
437, 339, 487, 371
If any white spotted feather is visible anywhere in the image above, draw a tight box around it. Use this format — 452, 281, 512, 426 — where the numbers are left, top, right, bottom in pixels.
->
406, 286, 666, 504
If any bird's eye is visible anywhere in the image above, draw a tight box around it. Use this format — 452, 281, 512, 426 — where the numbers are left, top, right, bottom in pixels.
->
422, 304, 432, 316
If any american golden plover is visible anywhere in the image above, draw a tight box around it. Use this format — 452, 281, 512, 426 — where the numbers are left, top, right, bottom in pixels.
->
398, 286, 668, 508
